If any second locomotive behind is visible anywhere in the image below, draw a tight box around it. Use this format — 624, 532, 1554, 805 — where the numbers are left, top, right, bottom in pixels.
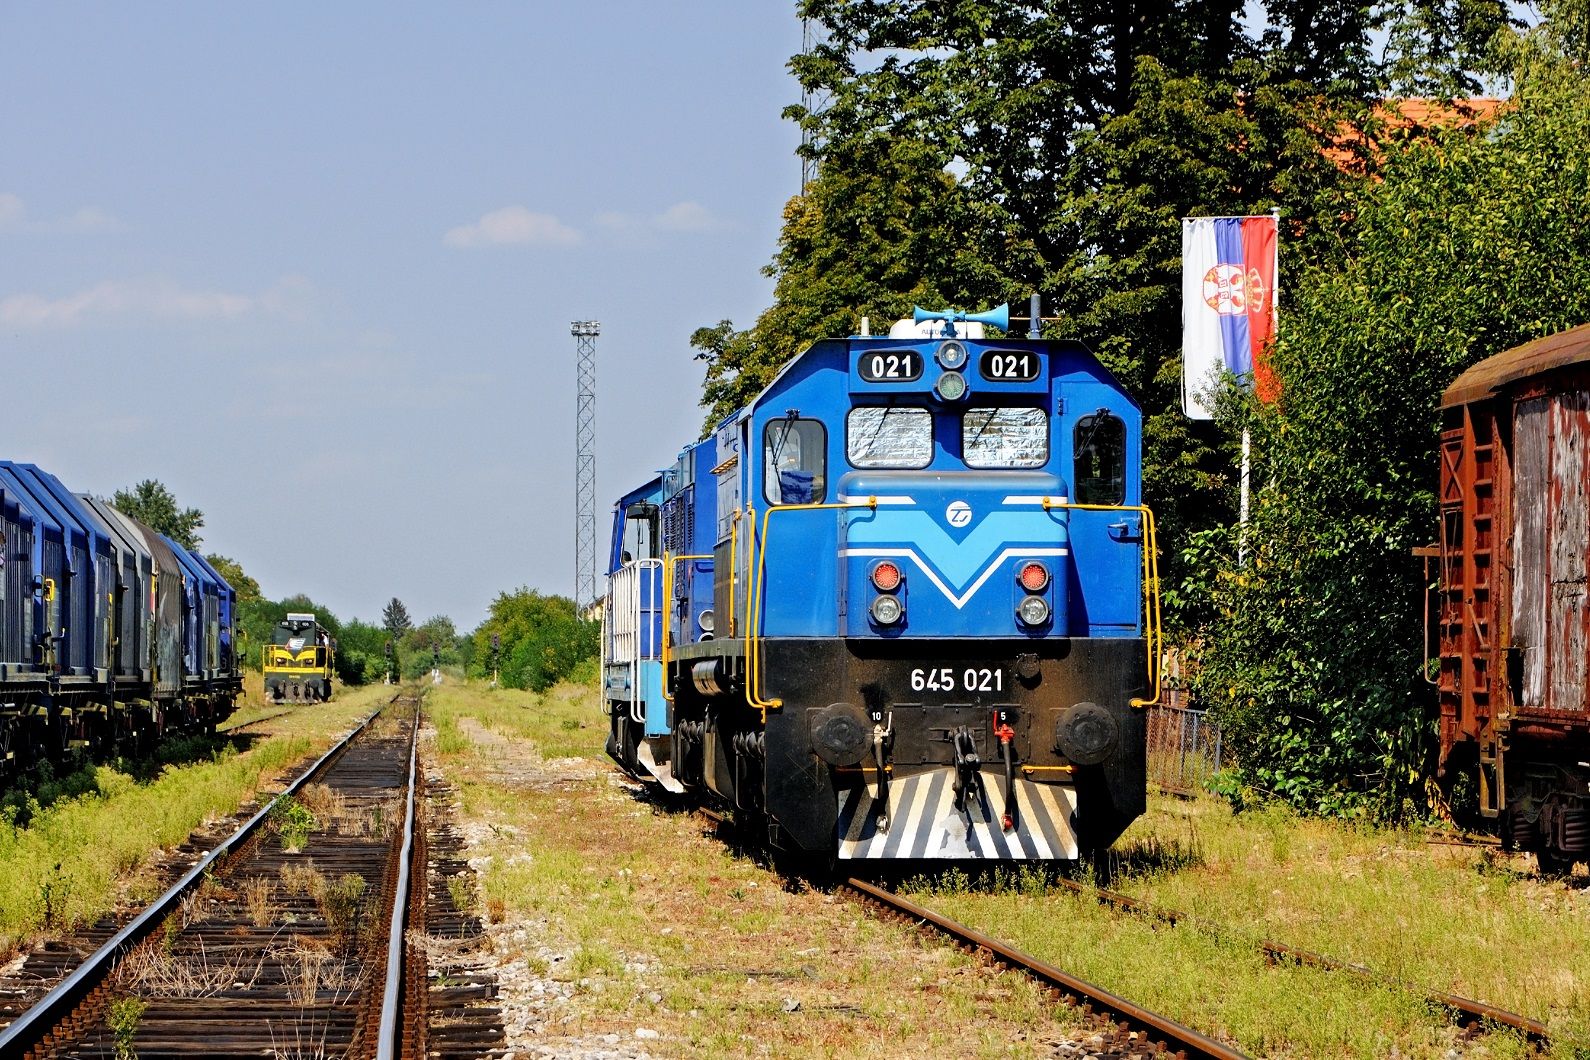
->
602, 305, 1160, 862
263, 612, 335, 703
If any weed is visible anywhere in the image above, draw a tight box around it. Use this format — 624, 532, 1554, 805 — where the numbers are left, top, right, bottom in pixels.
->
433, 714, 471, 756
317, 873, 367, 948
485, 895, 505, 923
280, 860, 324, 898
107, 995, 146, 1060
242, 877, 276, 928
37, 862, 70, 930
160, 917, 179, 955
272, 797, 316, 853
295, 783, 345, 829
446, 872, 474, 913
571, 943, 623, 978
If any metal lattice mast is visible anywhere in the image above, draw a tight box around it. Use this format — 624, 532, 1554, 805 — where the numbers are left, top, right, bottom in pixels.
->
572, 320, 600, 608
800, 17, 826, 193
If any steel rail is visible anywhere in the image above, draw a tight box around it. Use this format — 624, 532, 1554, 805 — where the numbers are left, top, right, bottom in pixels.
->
844, 878, 1248, 1060
375, 698, 421, 1060
216, 704, 299, 732
0, 703, 391, 1057
1049, 876, 1550, 1045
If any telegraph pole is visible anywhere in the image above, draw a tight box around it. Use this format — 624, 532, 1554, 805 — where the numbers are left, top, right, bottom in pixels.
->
571, 320, 600, 609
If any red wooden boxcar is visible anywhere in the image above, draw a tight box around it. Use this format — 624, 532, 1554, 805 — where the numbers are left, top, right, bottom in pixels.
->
1437, 325, 1590, 873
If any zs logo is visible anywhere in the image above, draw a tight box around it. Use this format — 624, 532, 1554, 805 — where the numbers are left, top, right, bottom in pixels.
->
945, 501, 972, 527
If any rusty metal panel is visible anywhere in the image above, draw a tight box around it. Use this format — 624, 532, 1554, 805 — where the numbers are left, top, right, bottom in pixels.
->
1547, 391, 1589, 713
1513, 397, 1549, 707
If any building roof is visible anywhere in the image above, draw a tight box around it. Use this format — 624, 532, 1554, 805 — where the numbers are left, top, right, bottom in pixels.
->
1324, 97, 1506, 171
1442, 323, 1590, 408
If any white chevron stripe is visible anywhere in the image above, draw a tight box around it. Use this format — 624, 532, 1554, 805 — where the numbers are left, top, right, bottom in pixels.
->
837, 770, 1077, 860
1001, 495, 1069, 505
838, 546, 1069, 609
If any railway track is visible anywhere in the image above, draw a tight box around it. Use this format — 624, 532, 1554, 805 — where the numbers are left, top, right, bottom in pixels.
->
690, 798, 1550, 1054
0, 690, 503, 1060
215, 704, 301, 733
842, 878, 1248, 1060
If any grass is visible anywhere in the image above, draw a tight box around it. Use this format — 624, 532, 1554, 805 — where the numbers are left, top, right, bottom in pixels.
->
426, 677, 1085, 1058
0, 681, 395, 951
427, 677, 1590, 1057
901, 795, 1590, 1058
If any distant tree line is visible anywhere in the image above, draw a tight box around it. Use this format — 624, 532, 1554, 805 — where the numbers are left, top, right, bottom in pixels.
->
117, 482, 599, 692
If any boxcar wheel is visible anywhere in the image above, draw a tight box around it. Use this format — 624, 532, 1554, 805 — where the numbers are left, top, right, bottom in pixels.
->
1536, 849, 1578, 878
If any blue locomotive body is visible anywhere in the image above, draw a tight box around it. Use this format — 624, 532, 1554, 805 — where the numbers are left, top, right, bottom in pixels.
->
0, 462, 241, 775
603, 312, 1159, 861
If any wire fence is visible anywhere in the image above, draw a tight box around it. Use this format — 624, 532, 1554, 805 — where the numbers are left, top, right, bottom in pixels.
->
1145, 653, 1225, 793
1146, 702, 1225, 794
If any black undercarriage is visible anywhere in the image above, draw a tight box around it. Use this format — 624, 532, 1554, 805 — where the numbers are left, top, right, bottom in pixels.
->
607, 636, 1147, 859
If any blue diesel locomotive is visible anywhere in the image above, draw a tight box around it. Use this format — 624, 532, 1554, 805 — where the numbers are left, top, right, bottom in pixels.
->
0, 462, 241, 777
603, 307, 1160, 861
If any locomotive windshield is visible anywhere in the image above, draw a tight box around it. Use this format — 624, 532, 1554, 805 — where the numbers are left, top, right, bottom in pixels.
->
763, 417, 826, 504
963, 407, 1048, 468
846, 406, 932, 469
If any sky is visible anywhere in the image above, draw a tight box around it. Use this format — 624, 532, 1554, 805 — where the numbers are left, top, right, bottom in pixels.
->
1, 3, 805, 630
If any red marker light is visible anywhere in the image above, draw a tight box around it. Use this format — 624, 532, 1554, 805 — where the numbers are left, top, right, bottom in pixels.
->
870, 561, 903, 592
1018, 561, 1050, 592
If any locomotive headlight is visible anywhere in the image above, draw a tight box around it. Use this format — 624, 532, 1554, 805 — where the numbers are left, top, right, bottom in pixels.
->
935, 370, 968, 402
936, 339, 969, 369
870, 594, 904, 626
1017, 594, 1050, 627
697, 608, 715, 633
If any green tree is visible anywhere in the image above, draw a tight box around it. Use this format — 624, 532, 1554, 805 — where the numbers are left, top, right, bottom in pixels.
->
112, 480, 204, 550
399, 615, 461, 679
693, 135, 1004, 429
470, 589, 597, 693
381, 598, 413, 637
1190, 50, 1590, 818
204, 554, 261, 606
336, 618, 390, 686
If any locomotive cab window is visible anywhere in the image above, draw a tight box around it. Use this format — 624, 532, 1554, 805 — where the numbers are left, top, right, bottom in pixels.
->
1073, 411, 1126, 504
963, 407, 1048, 468
847, 406, 932, 469
764, 417, 827, 504
622, 502, 660, 563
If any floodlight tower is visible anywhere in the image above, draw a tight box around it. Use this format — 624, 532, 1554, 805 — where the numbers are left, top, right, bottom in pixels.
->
571, 320, 600, 609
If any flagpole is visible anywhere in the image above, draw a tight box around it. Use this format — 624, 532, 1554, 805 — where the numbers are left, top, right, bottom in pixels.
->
1239, 427, 1251, 564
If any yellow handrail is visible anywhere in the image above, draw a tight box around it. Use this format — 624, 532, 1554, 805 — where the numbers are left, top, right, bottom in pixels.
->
746, 498, 877, 719
1043, 499, 1163, 708
661, 552, 712, 703
739, 494, 1162, 719
728, 508, 743, 637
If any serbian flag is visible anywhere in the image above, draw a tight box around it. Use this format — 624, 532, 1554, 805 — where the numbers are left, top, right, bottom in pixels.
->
1181, 215, 1278, 419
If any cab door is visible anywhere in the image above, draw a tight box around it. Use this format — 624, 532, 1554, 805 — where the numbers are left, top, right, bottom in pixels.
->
1064, 391, 1141, 636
